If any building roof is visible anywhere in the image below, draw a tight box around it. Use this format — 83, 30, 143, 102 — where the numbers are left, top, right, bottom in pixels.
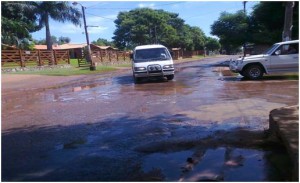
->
34, 43, 118, 50
90, 44, 118, 50
34, 43, 87, 50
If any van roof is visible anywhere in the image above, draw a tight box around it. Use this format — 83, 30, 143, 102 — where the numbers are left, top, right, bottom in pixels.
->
134, 44, 166, 50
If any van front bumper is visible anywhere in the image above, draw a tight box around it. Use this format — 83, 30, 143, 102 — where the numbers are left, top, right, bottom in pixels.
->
134, 70, 174, 78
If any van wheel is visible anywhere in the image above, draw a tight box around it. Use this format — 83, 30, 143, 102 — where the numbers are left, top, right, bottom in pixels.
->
166, 75, 174, 80
244, 65, 263, 80
133, 75, 141, 84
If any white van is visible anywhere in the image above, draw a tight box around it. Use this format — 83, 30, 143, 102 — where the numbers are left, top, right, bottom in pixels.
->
229, 40, 299, 79
131, 44, 175, 83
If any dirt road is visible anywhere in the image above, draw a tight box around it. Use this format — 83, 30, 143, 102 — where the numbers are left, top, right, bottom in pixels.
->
2, 56, 298, 181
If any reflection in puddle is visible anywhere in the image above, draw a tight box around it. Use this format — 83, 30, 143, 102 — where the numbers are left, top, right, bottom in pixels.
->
72, 83, 104, 92
143, 150, 194, 181
143, 147, 290, 181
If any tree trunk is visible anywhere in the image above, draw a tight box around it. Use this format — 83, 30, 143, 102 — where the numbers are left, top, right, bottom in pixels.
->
45, 14, 52, 50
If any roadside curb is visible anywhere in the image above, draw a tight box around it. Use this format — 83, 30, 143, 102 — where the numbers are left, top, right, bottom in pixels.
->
269, 105, 299, 181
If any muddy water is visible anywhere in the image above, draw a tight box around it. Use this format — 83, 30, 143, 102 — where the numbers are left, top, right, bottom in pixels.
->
2, 56, 298, 181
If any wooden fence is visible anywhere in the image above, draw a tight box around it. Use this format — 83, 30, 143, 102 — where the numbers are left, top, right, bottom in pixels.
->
1, 50, 70, 67
90, 50, 131, 62
172, 50, 205, 60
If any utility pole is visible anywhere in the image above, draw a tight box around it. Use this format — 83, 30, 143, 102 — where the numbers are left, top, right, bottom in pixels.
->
73, 2, 96, 71
243, 1, 247, 57
282, 1, 295, 41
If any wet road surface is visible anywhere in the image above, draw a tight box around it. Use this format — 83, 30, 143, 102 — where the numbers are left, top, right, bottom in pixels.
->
2, 56, 298, 181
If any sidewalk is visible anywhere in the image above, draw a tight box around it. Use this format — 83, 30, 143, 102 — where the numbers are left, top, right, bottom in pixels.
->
269, 105, 299, 181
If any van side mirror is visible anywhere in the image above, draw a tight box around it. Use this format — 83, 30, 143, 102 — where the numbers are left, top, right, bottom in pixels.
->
275, 50, 281, 55
130, 53, 133, 59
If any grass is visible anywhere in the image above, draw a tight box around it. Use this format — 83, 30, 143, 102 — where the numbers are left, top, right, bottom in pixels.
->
10, 65, 118, 76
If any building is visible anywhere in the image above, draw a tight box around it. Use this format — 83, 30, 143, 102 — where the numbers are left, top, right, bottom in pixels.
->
34, 43, 118, 59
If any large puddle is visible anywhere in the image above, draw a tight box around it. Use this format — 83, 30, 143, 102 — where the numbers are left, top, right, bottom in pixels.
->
142, 147, 292, 181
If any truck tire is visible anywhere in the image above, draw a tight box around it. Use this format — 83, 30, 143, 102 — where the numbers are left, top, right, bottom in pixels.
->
244, 65, 263, 80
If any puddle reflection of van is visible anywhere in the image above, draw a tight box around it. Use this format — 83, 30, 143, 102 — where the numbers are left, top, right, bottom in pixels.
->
131, 45, 175, 83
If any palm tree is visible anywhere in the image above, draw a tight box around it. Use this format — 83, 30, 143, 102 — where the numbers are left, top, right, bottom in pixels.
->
29, 1, 82, 50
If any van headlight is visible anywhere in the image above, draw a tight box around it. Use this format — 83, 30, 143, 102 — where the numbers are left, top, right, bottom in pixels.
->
163, 64, 174, 69
134, 67, 146, 71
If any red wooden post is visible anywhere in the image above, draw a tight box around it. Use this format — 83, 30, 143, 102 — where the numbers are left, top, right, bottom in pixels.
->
67, 50, 70, 64
19, 50, 25, 67
38, 50, 42, 66
53, 50, 57, 65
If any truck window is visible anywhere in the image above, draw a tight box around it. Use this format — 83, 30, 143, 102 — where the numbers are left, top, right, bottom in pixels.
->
274, 43, 299, 55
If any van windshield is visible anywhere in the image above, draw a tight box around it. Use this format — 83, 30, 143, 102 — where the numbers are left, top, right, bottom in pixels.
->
134, 48, 171, 62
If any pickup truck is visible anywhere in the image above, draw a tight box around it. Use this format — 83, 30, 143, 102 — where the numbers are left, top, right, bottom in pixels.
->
229, 40, 299, 79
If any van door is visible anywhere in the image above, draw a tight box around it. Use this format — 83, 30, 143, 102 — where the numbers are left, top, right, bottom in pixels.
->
269, 43, 299, 73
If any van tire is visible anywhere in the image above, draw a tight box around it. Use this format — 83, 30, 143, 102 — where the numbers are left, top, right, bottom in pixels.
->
166, 75, 174, 80
133, 75, 141, 84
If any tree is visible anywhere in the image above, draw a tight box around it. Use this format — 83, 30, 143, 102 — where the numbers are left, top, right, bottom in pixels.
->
58, 36, 71, 44
34, 36, 71, 45
211, 11, 248, 54
1, 1, 40, 49
249, 2, 299, 44
113, 8, 205, 50
92, 38, 114, 47
25, 2, 81, 50
205, 37, 221, 52
190, 26, 206, 50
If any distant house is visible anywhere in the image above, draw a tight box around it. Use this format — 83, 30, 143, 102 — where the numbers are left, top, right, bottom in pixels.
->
171, 48, 182, 60
34, 43, 118, 58
34, 43, 87, 58
90, 44, 117, 52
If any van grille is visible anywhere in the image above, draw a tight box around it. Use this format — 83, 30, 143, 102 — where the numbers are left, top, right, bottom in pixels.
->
148, 65, 162, 73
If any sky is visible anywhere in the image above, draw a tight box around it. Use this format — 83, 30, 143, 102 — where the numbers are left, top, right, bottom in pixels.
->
31, 1, 259, 44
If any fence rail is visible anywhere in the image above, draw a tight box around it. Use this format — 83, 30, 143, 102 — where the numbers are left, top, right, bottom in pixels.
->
1, 50, 70, 67
172, 50, 204, 60
91, 50, 131, 63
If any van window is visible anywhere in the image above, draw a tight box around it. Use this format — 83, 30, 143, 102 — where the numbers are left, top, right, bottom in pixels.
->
134, 48, 171, 62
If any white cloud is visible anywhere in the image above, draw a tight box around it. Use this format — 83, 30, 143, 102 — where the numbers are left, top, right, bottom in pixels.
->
52, 24, 83, 34
88, 26, 108, 34
138, 3, 155, 9
51, 22, 108, 35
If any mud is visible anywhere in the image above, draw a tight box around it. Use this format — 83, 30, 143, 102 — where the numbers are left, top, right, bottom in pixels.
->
2, 56, 298, 181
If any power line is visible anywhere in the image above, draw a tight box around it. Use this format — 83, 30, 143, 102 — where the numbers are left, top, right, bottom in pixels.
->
88, 2, 185, 10
85, 12, 115, 21
86, 2, 104, 8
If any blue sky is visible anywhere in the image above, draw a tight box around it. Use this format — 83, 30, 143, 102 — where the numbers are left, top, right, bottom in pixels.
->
31, 1, 259, 44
